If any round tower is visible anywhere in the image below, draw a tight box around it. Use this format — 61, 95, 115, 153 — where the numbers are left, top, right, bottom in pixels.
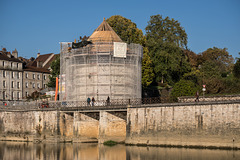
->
60, 19, 142, 101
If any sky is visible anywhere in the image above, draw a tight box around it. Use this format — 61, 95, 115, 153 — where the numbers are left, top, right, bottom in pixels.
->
0, 0, 239, 59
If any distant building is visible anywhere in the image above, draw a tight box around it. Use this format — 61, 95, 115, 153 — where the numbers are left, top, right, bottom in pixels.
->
0, 48, 57, 101
0, 48, 23, 100
22, 53, 57, 99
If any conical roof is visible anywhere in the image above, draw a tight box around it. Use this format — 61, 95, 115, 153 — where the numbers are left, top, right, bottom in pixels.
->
88, 18, 123, 43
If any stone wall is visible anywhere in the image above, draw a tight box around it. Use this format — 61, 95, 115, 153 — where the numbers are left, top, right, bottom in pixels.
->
98, 111, 126, 143
126, 101, 240, 148
0, 101, 240, 149
0, 110, 126, 143
178, 94, 240, 102
0, 111, 58, 142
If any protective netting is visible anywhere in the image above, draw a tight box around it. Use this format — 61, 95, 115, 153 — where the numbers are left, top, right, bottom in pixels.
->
59, 42, 142, 101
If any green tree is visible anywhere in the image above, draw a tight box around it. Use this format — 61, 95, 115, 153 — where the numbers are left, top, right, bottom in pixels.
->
106, 15, 144, 44
233, 54, 240, 79
146, 14, 188, 49
197, 47, 236, 94
184, 49, 198, 68
198, 47, 234, 78
142, 47, 155, 88
145, 14, 190, 84
107, 15, 156, 88
171, 79, 199, 98
47, 55, 60, 88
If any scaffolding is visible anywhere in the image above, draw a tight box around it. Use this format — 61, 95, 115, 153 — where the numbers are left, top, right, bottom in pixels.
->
59, 41, 142, 101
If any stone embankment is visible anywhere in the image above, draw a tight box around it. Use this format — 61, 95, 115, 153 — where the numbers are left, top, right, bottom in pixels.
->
0, 97, 240, 149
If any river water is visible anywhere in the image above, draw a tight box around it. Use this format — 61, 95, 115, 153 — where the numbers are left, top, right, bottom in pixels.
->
0, 142, 239, 160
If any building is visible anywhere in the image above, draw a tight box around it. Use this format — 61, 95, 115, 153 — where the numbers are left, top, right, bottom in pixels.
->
0, 48, 23, 100
0, 48, 57, 100
60, 19, 142, 101
22, 53, 57, 98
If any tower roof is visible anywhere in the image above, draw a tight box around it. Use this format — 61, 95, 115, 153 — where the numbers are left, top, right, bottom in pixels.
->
88, 18, 123, 43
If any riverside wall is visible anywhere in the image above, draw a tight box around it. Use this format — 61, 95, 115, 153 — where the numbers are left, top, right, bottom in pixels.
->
0, 110, 126, 143
0, 100, 240, 149
126, 101, 240, 149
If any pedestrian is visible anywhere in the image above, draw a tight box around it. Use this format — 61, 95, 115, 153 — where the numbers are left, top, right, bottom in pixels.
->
87, 97, 91, 106
195, 91, 199, 102
106, 96, 110, 106
92, 97, 95, 106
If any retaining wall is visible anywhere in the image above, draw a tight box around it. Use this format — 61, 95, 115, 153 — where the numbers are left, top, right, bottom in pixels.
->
126, 101, 240, 148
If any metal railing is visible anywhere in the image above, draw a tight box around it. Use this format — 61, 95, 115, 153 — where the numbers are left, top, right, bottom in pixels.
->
0, 96, 240, 111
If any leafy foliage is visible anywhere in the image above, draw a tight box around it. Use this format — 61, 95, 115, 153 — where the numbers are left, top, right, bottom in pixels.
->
142, 47, 155, 88
198, 47, 234, 78
145, 14, 191, 85
233, 57, 240, 79
47, 55, 60, 88
106, 15, 144, 44
146, 14, 188, 49
171, 79, 200, 98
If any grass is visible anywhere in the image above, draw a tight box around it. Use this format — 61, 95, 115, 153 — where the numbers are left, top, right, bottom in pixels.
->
103, 140, 118, 146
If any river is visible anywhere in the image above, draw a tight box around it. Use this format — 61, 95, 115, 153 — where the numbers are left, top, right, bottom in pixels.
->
0, 142, 239, 160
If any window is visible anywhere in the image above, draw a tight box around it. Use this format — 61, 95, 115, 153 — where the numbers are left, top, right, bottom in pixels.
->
44, 84, 47, 88
33, 74, 35, 79
17, 72, 20, 79
44, 75, 46, 80
25, 92, 28, 97
17, 92, 20, 100
17, 63, 19, 68
3, 81, 6, 88
12, 72, 14, 78
3, 71, 6, 77
2, 61, 4, 67
26, 82, 28, 88
3, 91, 5, 100
11, 92, 14, 100
37, 83, 40, 88
17, 82, 20, 89
37, 74, 40, 80
33, 83, 35, 88
25, 73, 28, 78
11, 81, 14, 88
11, 62, 13, 68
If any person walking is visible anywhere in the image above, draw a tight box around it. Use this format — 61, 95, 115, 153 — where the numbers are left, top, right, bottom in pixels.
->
92, 97, 95, 106
106, 96, 110, 106
87, 97, 91, 106
195, 91, 199, 102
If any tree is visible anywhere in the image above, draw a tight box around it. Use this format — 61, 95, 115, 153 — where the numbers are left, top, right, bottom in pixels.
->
145, 15, 190, 84
171, 79, 199, 98
47, 55, 60, 88
198, 47, 234, 78
142, 47, 155, 88
107, 15, 156, 88
146, 14, 188, 49
184, 49, 198, 68
233, 54, 240, 79
106, 15, 144, 44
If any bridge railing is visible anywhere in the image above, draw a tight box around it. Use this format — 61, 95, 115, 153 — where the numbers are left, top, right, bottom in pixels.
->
0, 97, 169, 110
1, 96, 240, 111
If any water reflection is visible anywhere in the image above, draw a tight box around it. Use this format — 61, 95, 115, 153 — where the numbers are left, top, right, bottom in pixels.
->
0, 142, 239, 160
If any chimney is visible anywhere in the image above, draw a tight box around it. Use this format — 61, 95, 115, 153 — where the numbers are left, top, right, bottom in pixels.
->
37, 53, 40, 57
7, 52, 11, 58
37, 61, 40, 67
12, 48, 18, 58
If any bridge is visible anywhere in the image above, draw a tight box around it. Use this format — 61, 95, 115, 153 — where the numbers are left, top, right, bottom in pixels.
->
1, 94, 240, 111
